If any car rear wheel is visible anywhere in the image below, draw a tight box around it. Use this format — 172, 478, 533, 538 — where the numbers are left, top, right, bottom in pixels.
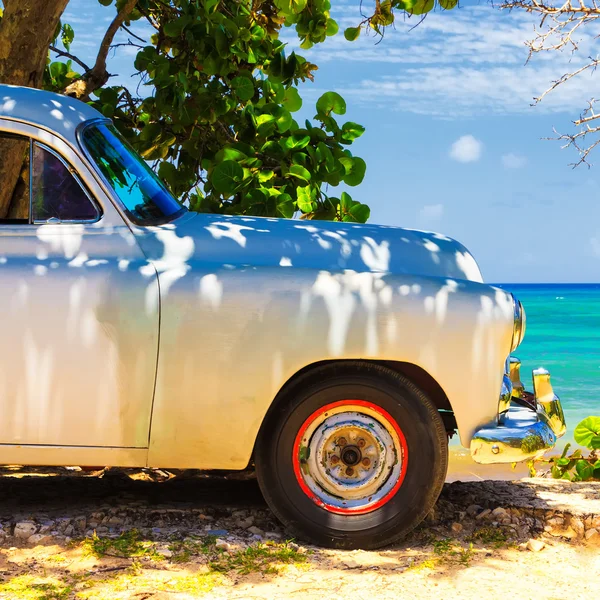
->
255, 362, 448, 549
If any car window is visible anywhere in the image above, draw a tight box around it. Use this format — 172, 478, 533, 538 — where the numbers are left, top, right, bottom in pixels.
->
31, 143, 99, 223
0, 133, 30, 223
81, 123, 185, 225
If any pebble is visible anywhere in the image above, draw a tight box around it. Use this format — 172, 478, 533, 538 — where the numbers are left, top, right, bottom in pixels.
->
215, 538, 233, 551
14, 522, 37, 540
207, 529, 228, 536
476, 509, 492, 520
451, 522, 463, 533
247, 526, 264, 536
27, 533, 54, 545
526, 539, 545, 552
585, 528, 599, 541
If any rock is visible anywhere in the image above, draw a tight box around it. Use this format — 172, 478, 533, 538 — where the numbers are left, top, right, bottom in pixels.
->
215, 538, 233, 552
247, 526, 264, 536
569, 516, 585, 538
265, 531, 282, 540
491, 507, 509, 520
466, 505, 482, 517
592, 516, 600, 530
14, 522, 37, 540
106, 516, 123, 526
27, 533, 54, 545
451, 522, 463, 533
456, 511, 467, 522
342, 559, 360, 569
157, 547, 173, 558
63, 525, 74, 537
237, 517, 254, 529
526, 539, 545, 552
73, 517, 87, 531
476, 509, 492, 520
585, 528, 599, 541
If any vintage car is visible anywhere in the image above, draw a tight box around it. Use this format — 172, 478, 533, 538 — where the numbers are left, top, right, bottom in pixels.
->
0, 85, 565, 549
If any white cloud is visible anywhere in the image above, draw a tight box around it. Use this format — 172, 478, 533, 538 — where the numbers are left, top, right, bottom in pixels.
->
302, 3, 599, 118
418, 203, 444, 223
449, 135, 483, 163
502, 153, 528, 169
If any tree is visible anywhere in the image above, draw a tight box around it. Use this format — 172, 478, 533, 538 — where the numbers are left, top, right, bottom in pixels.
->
502, 0, 600, 166
0, 0, 456, 219
0, 0, 69, 218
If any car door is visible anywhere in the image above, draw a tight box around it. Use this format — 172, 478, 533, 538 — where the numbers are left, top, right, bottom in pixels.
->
0, 128, 159, 449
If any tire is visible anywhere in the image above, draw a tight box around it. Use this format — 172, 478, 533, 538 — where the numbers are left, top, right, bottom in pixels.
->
255, 361, 448, 549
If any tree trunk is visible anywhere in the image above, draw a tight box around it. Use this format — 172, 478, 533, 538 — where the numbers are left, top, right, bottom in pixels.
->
0, 0, 69, 217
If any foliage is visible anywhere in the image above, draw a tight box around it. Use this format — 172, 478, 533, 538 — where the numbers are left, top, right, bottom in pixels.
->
545, 416, 600, 481
37, 0, 453, 221
82, 529, 163, 560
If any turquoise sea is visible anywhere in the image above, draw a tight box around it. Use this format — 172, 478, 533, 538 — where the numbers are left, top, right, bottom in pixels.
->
498, 283, 600, 446
448, 283, 600, 479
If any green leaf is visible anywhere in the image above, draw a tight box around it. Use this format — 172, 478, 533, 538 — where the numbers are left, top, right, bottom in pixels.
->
326, 19, 339, 36
98, 0, 113, 5
344, 26, 361, 41
215, 146, 248, 162
158, 161, 178, 189
342, 156, 367, 186
341, 121, 366, 142
284, 133, 310, 151
574, 416, 600, 448
576, 460, 595, 481
338, 191, 370, 223
316, 91, 346, 116
296, 185, 315, 213
212, 160, 244, 195
288, 164, 311, 182
231, 76, 254, 101
61, 24, 74, 52
282, 88, 302, 112
276, 193, 294, 218
407, 0, 435, 15
556, 457, 570, 468
439, 0, 458, 8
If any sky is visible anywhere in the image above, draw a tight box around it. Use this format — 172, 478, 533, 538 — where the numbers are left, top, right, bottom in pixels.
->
61, 0, 600, 282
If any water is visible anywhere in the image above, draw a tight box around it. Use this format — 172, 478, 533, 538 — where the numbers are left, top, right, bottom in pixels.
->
448, 283, 600, 480
498, 283, 600, 445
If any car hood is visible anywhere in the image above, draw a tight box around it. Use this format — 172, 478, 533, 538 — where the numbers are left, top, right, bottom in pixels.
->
136, 211, 484, 283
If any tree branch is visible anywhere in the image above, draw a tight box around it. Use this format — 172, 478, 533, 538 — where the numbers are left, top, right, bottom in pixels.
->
49, 44, 91, 73
63, 0, 138, 100
501, 0, 600, 165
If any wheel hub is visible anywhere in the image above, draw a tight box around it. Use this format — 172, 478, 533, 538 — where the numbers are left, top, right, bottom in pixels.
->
340, 445, 361, 466
293, 401, 408, 514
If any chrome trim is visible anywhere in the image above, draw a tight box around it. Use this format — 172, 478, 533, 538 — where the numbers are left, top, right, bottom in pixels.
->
470, 366, 566, 464
498, 372, 512, 415
511, 296, 526, 351
509, 356, 524, 399
31, 141, 102, 225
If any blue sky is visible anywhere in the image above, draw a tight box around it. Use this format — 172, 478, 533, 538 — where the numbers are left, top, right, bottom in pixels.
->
62, 0, 600, 282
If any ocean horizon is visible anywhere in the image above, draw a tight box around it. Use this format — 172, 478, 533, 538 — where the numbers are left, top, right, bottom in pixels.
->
448, 283, 599, 480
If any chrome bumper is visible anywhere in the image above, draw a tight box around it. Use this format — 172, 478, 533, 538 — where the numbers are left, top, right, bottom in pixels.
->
470, 358, 566, 464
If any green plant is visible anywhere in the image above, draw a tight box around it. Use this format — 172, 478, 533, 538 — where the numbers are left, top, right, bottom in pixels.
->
82, 529, 163, 560
32, 0, 457, 223
547, 416, 600, 481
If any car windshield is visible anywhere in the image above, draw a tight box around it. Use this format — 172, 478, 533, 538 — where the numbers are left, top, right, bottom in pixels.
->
81, 122, 185, 225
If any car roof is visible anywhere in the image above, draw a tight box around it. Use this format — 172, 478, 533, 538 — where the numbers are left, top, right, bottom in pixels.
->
0, 84, 104, 145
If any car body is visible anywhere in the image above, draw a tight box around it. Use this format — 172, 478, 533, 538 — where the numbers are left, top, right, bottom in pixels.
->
0, 85, 566, 548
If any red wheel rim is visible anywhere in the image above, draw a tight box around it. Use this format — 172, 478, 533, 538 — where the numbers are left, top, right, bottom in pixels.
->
292, 400, 408, 515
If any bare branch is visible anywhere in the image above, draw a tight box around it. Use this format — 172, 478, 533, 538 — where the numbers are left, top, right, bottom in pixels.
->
49, 45, 91, 73
501, 0, 600, 166
63, 0, 138, 100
